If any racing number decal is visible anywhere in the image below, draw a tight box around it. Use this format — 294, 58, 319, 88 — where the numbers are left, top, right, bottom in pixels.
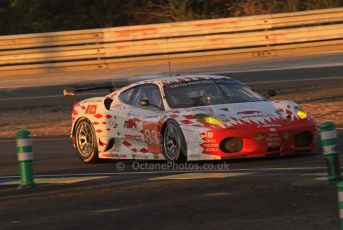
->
144, 129, 159, 145
142, 121, 160, 154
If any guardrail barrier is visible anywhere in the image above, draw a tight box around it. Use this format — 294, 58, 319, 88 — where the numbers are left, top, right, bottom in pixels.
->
0, 7, 343, 76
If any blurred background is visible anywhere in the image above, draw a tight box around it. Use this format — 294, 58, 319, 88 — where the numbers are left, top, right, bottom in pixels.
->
1, 0, 342, 35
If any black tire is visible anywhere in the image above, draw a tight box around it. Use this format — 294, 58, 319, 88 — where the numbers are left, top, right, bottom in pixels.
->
162, 120, 187, 162
75, 118, 99, 164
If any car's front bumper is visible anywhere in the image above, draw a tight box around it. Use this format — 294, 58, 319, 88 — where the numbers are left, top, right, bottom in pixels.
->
200, 121, 317, 159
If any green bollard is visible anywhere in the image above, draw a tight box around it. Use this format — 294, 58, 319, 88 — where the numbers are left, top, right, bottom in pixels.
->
319, 122, 341, 181
16, 129, 35, 189
337, 182, 343, 229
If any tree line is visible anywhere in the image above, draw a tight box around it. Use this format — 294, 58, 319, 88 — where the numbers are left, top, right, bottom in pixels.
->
0, 0, 342, 35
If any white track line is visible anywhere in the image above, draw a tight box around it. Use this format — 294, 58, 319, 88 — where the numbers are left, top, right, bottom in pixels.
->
0, 137, 69, 143
0, 166, 327, 179
206, 62, 343, 74
248, 76, 343, 85
0, 92, 103, 101
32, 137, 69, 141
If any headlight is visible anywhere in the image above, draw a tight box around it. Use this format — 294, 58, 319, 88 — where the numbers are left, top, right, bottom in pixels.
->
294, 106, 308, 119
195, 114, 223, 125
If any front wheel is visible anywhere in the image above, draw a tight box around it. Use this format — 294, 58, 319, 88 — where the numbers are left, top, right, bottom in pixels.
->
162, 120, 186, 162
75, 118, 99, 163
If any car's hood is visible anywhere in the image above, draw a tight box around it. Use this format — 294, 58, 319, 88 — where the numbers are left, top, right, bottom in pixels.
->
169, 101, 297, 128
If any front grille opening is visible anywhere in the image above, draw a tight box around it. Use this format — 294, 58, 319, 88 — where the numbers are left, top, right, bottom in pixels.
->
219, 137, 243, 153
295, 131, 313, 147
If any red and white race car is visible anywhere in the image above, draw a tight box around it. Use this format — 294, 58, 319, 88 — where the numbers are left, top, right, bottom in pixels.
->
65, 75, 316, 163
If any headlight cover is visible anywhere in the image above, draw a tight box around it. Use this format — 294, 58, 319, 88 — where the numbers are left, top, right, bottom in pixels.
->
195, 114, 223, 125
294, 106, 308, 119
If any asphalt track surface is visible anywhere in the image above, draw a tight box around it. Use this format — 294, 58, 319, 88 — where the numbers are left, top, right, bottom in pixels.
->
1, 53, 343, 230
1, 65, 343, 113
1, 138, 343, 230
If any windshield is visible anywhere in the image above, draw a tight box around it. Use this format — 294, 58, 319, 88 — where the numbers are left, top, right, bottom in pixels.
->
164, 78, 266, 108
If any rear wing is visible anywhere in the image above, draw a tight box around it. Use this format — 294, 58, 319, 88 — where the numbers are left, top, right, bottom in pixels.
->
62, 80, 131, 97
63, 84, 115, 96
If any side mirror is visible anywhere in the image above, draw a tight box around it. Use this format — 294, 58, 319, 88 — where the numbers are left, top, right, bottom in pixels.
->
267, 89, 277, 98
139, 99, 150, 106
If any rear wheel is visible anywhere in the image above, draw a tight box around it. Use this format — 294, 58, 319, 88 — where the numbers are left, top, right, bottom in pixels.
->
75, 119, 99, 163
162, 120, 186, 162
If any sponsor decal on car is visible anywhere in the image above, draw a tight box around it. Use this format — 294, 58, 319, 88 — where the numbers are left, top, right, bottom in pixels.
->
125, 135, 143, 142
86, 105, 97, 114
124, 118, 140, 129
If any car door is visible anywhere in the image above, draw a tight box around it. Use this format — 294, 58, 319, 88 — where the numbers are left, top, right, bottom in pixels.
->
115, 84, 165, 158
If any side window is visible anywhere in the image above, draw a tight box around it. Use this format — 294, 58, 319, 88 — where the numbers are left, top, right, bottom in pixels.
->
132, 85, 163, 111
119, 88, 135, 104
